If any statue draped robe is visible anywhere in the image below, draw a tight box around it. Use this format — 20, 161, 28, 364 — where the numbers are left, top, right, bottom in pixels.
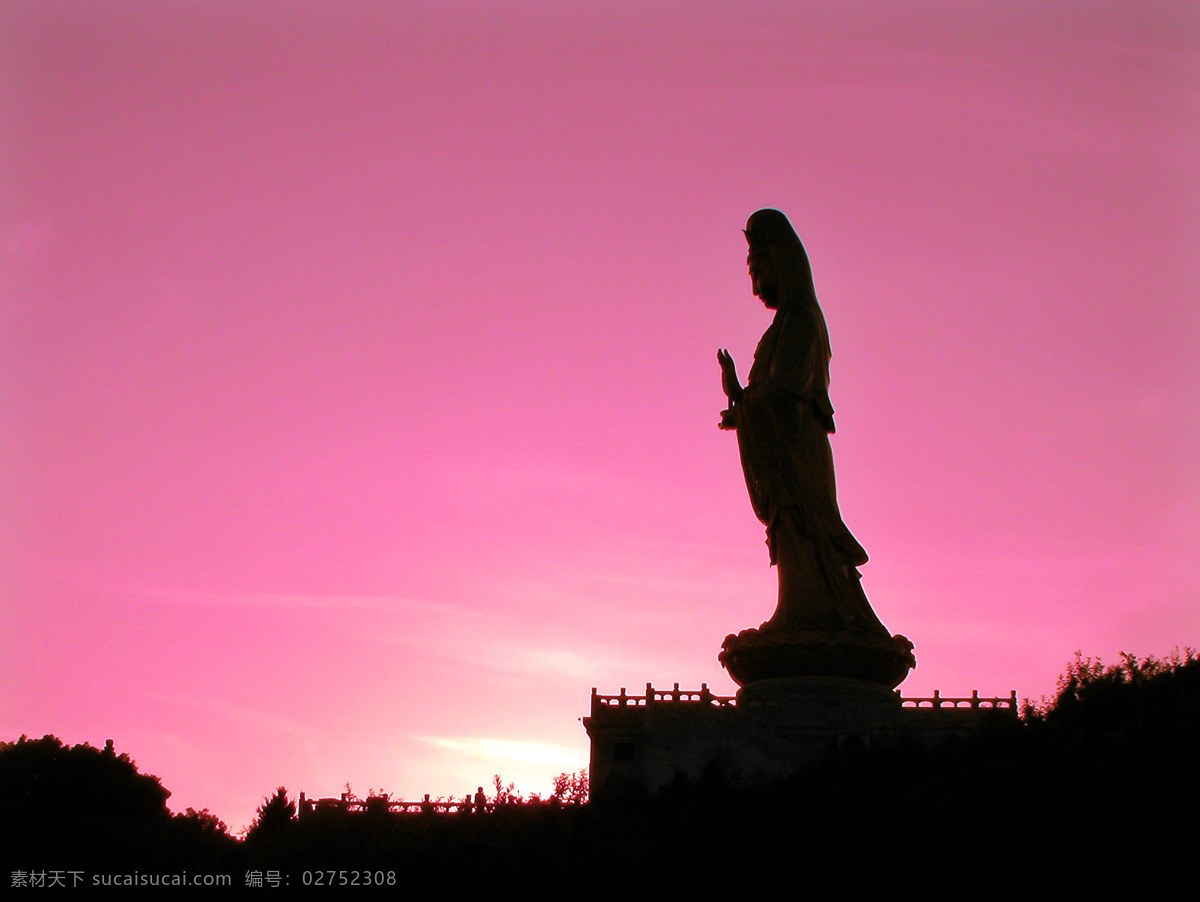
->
735, 304, 886, 634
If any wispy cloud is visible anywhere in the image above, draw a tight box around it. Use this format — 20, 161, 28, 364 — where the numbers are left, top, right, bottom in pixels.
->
417, 736, 577, 768
53, 573, 459, 616
136, 687, 310, 741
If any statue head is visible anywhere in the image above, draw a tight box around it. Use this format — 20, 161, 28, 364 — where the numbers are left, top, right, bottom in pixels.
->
744, 209, 818, 312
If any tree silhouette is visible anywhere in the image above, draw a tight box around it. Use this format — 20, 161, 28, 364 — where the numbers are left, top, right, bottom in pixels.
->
551, 768, 589, 804
0, 734, 171, 865
246, 786, 296, 843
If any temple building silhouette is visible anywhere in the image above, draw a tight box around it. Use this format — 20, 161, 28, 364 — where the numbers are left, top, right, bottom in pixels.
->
583, 682, 1017, 797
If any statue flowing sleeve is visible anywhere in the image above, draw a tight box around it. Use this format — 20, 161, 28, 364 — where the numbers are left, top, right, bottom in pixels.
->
736, 307, 874, 624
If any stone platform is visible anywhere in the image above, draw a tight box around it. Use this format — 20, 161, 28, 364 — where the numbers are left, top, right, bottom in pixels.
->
583, 680, 1018, 799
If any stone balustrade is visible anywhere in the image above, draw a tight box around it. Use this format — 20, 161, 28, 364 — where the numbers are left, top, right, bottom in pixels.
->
899, 689, 1019, 710
590, 683, 736, 715
591, 684, 1019, 715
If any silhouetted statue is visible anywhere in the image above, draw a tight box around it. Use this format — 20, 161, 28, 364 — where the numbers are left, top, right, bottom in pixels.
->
718, 210, 914, 688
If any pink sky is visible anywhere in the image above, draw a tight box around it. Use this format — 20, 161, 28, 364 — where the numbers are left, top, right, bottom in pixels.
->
2, 2, 1197, 831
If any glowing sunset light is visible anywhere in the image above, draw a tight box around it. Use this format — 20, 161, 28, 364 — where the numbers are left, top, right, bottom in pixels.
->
2, 2, 1197, 831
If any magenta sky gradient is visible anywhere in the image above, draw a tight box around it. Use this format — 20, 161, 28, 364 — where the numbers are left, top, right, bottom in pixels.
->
3, 2, 1197, 831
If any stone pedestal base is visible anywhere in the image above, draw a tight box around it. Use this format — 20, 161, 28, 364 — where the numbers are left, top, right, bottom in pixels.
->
720, 626, 915, 689
736, 677, 901, 737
